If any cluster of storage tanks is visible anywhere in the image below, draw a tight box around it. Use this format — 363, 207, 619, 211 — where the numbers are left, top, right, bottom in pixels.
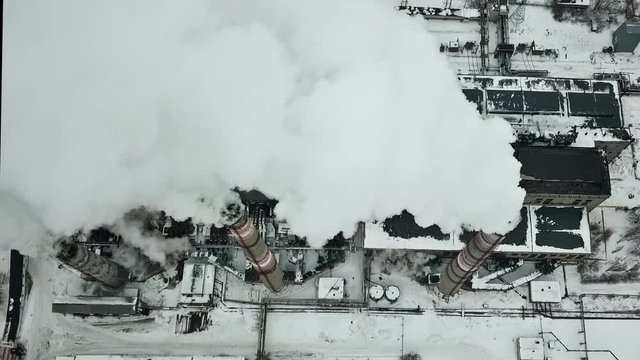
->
369, 284, 401, 303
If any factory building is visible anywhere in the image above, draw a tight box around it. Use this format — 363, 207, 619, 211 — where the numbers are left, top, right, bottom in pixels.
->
365, 145, 603, 260
515, 146, 611, 210
56, 241, 130, 288
180, 258, 217, 305
613, 18, 640, 53
222, 203, 285, 293
459, 75, 632, 161
365, 205, 592, 260
52, 289, 142, 316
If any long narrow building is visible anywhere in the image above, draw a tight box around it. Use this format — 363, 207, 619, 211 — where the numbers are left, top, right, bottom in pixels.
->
222, 203, 285, 293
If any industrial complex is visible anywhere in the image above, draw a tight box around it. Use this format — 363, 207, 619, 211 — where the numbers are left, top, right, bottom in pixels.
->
2, 0, 640, 359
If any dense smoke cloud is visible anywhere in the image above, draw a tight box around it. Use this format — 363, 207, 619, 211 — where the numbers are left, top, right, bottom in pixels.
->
1, 0, 524, 252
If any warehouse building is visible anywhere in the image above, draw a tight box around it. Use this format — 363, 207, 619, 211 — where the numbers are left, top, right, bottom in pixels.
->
613, 18, 640, 53
515, 146, 611, 210
365, 205, 591, 260
52, 289, 142, 316
459, 75, 632, 161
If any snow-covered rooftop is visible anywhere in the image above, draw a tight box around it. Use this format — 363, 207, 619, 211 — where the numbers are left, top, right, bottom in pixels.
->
317, 277, 345, 300
517, 338, 545, 360
529, 281, 562, 303
365, 205, 591, 255
180, 259, 216, 305
459, 75, 625, 129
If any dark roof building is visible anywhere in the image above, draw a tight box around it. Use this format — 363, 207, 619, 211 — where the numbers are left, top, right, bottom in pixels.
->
234, 188, 278, 216
2, 250, 26, 343
52, 289, 141, 316
613, 18, 640, 53
515, 146, 610, 196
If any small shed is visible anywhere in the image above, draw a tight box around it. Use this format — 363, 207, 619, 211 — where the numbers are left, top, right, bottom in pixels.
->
613, 18, 640, 53
317, 278, 345, 300
517, 337, 545, 360
529, 281, 562, 303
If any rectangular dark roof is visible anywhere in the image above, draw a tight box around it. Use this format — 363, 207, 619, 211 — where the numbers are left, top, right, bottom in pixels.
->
533, 206, 586, 250
52, 297, 138, 316
567, 92, 622, 127
459, 76, 624, 128
515, 146, 611, 196
501, 207, 529, 246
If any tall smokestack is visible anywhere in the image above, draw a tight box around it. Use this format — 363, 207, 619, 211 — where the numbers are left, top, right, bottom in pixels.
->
437, 231, 504, 297
222, 203, 284, 293
56, 241, 130, 288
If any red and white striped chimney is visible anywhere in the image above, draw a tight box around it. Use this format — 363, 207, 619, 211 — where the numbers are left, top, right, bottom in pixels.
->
223, 203, 284, 293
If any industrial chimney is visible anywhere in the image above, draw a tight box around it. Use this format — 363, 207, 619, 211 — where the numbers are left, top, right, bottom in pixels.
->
222, 203, 285, 293
56, 241, 130, 288
437, 231, 504, 297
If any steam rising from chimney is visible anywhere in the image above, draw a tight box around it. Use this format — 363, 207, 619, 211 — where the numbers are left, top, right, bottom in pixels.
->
0, 0, 524, 254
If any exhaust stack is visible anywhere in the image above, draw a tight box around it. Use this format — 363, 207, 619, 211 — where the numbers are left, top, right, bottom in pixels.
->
57, 241, 130, 288
437, 231, 504, 297
222, 203, 285, 293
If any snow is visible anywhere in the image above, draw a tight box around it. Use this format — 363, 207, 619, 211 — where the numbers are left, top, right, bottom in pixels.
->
585, 320, 640, 360
364, 222, 460, 251
316, 278, 345, 300
529, 281, 562, 303
0, 252, 11, 337
265, 312, 403, 357
517, 338, 545, 360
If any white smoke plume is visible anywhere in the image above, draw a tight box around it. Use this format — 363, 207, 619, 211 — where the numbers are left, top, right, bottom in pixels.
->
113, 222, 190, 264
0, 0, 525, 252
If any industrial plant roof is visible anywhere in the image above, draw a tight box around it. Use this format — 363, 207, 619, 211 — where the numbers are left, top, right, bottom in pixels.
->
515, 146, 611, 196
52, 295, 138, 316
234, 188, 277, 204
459, 75, 624, 128
365, 206, 591, 255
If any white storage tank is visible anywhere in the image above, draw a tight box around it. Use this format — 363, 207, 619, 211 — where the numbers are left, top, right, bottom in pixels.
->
369, 284, 384, 302
385, 285, 400, 303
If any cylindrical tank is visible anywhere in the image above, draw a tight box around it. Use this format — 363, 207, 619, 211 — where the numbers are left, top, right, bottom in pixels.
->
437, 231, 504, 297
222, 203, 285, 293
369, 284, 384, 302
385, 285, 400, 303
57, 241, 130, 288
